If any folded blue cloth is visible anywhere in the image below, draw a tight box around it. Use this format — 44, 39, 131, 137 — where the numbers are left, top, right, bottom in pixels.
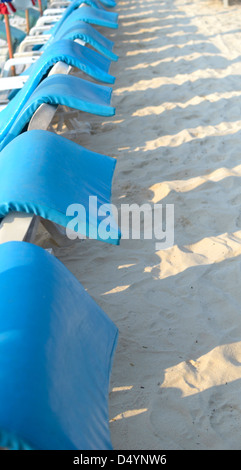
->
0, 71, 115, 150
0, 130, 121, 244
0, 240, 118, 449
43, 1, 118, 39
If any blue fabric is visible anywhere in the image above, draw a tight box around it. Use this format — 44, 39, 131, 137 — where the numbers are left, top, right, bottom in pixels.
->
0, 19, 26, 48
55, 22, 118, 61
8, 37, 115, 102
31, 3, 118, 59
0, 130, 121, 244
0, 430, 33, 450
45, 0, 118, 38
0, 240, 118, 450
99, 0, 116, 7
60, 6, 118, 30
0, 39, 115, 145
22, 38, 114, 81
69, 0, 116, 6
69, 0, 116, 8
25, 22, 118, 60
41, 5, 118, 44
15, 7, 40, 30
0, 73, 115, 150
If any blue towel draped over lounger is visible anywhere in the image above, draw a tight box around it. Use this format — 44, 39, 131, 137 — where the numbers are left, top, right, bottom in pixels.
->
0, 72, 115, 150
55, 21, 118, 61
0, 241, 118, 450
0, 130, 121, 244
44, 0, 118, 38
0, 38, 115, 145
0, 19, 26, 50
68, 0, 116, 8
60, 6, 118, 29
14, 2, 118, 57
40, 1, 118, 42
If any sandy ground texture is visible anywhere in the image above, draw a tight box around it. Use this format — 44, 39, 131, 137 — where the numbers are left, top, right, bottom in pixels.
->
36, 0, 241, 450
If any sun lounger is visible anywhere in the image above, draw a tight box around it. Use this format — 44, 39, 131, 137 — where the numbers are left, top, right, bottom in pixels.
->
0, 240, 118, 450
97, 0, 116, 7
1, 55, 39, 78
42, 20, 118, 58
14, 4, 41, 30
56, 5, 118, 29
3, 35, 115, 83
18, 0, 118, 52
0, 38, 115, 142
0, 1, 118, 245
0, 129, 120, 244
1, 22, 117, 91
0, 16, 26, 47
0, 70, 115, 149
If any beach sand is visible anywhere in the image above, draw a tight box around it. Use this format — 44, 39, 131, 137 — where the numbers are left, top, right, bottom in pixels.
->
38, 0, 241, 450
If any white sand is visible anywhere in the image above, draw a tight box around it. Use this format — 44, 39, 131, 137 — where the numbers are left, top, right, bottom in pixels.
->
41, 0, 241, 450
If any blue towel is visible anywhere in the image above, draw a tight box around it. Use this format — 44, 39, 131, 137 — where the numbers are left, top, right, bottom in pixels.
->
0, 73, 115, 150
99, 0, 116, 7
55, 21, 118, 61
44, 1, 118, 38
0, 130, 121, 244
0, 429, 33, 450
59, 5, 118, 30
0, 240, 118, 450
0, 55, 115, 149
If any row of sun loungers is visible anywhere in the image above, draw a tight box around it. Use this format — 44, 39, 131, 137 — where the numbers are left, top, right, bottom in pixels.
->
0, 0, 120, 450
